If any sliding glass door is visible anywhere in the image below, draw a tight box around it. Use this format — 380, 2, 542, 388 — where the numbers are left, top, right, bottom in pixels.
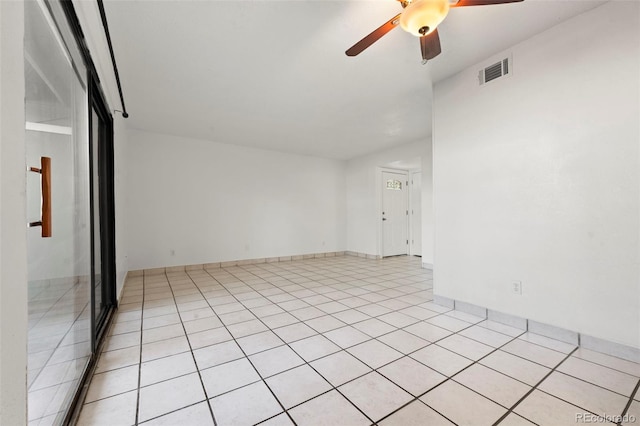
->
25, 1, 116, 423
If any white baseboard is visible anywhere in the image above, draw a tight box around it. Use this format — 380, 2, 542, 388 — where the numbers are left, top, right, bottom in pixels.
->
434, 294, 640, 363
129, 251, 349, 276
433, 295, 455, 309
488, 309, 527, 331
455, 300, 488, 319
346, 251, 381, 260
529, 319, 579, 346
580, 334, 640, 363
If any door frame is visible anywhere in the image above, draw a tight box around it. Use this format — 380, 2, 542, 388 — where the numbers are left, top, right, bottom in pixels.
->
57, 1, 117, 423
88, 77, 117, 349
409, 169, 422, 256
377, 167, 409, 258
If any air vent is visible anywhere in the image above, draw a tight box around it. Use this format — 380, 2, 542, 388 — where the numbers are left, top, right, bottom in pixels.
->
479, 57, 511, 86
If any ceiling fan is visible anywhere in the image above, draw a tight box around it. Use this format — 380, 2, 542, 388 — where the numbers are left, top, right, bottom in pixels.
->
345, 0, 523, 63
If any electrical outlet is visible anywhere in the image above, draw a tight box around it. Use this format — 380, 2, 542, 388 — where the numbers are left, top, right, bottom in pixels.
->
512, 281, 522, 295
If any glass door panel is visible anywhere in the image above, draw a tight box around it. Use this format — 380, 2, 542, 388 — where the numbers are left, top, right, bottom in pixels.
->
25, 1, 91, 424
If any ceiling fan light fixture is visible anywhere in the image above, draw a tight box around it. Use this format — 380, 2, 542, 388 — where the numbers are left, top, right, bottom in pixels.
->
399, 0, 450, 37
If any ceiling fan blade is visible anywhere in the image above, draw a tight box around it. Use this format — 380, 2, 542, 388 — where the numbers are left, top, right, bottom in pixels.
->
420, 29, 442, 61
451, 0, 523, 6
345, 14, 402, 56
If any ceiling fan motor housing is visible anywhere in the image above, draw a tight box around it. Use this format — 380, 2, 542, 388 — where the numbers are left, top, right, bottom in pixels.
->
399, 0, 450, 36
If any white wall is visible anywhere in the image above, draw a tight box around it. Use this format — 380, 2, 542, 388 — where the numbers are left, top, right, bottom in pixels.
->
114, 117, 128, 297
433, 1, 640, 348
124, 129, 347, 270
346, 139, 433, 262
0, 1, 28, 423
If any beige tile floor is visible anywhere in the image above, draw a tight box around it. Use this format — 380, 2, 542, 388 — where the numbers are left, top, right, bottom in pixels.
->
77, 256, 640, 425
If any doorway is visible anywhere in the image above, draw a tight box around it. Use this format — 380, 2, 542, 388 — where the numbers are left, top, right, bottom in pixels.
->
381, 170, 409, 257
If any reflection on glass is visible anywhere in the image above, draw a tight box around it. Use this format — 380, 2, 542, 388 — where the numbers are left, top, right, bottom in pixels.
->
25, 1, 91, 424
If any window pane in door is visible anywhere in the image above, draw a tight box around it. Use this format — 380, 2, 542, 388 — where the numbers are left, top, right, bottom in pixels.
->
25, 1, 91, 424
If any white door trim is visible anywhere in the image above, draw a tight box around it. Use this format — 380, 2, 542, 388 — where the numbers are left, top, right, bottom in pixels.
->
409, 169, 422, 256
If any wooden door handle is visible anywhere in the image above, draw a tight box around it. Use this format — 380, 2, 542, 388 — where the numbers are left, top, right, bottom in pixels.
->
29, 156, 52, 237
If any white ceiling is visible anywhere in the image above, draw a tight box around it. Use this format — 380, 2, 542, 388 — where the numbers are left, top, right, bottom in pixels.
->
104, 0, 606, 160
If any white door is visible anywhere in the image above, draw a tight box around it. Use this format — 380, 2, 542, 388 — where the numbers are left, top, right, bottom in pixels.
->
410, 171, 422, 256
382, 171, 409, 256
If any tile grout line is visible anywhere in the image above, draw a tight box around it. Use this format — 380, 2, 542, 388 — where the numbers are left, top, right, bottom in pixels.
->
43, 309, 514, 413
493, 346, 579, 425
364, 312, 611, 424
235, 259, 451, 424
217, 269, 502, 346
160, 271, 219, 426
136, 400, 210, 425
111, 300, 540, 379
198, 266, 377, 425
541, 370, 638, 400
184, 269, 299, 426
562, 356, 640, 380
180, 262, 557, 424
217, 263, 424, 400
133, 272, 147, 425
496, 346, 640, 424
374, 326, 528, 425
201, 263, 451, 424
532, 388, 623, 425
616, 378, 640, 426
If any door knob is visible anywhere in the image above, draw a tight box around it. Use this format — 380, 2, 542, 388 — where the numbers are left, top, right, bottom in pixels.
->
382, 218, 387, 221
